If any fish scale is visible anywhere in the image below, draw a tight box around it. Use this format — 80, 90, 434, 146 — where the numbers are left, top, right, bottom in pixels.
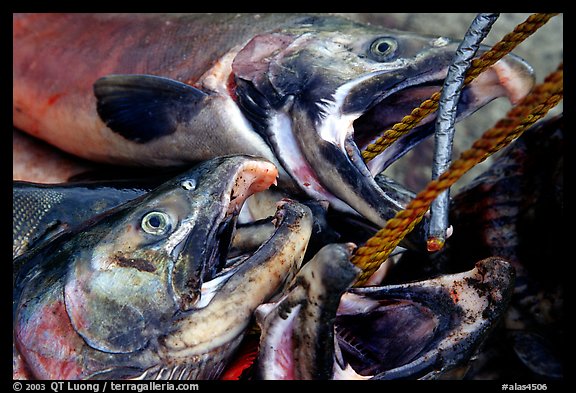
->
12, 13, 555, 381
13, 181, 151, 259
13, 189, 63, 258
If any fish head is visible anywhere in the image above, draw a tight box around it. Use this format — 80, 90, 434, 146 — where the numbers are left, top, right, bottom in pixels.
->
63, 156, 278, 355
15, 157, 315, 380
334, 257, 515, 379
237, 16, 534, 162
232, 15, 535, 228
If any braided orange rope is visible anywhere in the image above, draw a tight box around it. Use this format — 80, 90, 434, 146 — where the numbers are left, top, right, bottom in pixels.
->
352, 63, 563, 286
361, 13, 558, 163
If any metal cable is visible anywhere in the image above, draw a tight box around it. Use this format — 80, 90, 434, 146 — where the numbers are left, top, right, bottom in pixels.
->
352, 63, 563, 286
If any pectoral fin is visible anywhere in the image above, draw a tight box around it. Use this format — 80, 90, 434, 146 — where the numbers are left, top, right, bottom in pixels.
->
94, 74, 208, 143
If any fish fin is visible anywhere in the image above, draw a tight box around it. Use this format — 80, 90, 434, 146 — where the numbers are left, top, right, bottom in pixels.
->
234, 78, 272, 135
94, 74, 208, 143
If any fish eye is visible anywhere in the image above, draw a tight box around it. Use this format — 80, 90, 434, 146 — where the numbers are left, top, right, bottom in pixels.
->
369, 37, 398, 61
141, 211, 171, 235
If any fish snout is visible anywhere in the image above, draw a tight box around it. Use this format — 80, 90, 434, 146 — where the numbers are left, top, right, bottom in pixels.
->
467, 47, 535, 106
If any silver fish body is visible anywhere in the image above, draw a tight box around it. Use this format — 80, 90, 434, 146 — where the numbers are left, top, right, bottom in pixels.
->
13, 155, 287, 380
13, 13, 535, 234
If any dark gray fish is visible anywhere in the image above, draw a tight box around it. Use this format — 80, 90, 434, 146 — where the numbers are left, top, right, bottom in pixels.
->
14, 13, 534, 237
447, 115, 563, 271
443, 114, 563, 379
255, 257, 515, 379
13, 155, 303, 380
338, 258, 515, 379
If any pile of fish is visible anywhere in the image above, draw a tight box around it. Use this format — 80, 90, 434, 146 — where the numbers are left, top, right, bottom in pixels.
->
13, 13, 562, 380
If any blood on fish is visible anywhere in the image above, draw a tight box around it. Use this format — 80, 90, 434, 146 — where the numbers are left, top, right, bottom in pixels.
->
227, 73, 238, 101
450, 288, 460, 303
47, 93, 65, 106
220, 335, 260, 380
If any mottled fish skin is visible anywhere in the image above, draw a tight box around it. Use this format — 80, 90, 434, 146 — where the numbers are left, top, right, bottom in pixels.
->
13, 180, 153, 258
255, 243, 359, 380
13, 13, 534, 238
13, 155, 279, 380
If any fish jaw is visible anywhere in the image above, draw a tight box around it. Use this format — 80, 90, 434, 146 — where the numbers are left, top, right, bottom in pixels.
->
364, 54, 536, 174
253, 254, 513, 380
232, 21, 535, 228
150, 199, 313, 380
255, 242, 359, 380
165, 155, 279, 310
334, 257, 515, 379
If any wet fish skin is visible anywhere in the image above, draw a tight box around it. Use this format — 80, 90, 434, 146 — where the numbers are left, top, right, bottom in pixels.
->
13, 155, 279, 380
13, 127, 98, 183
13, 14, 313, 172
254, 251, 514, 380
13, 180, 154, 258
13, 13, 534, 235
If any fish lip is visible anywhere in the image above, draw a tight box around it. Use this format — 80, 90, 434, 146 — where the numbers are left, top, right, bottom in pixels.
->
192, 197, 308, 310
207, 158, 279, 270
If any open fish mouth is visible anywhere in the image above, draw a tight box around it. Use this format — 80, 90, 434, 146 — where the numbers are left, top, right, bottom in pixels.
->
253, 256, 515, 380
334, 257, 515, 379
167, 156, 281, 312
250, 34, 536, 230
145, 199, 313, 380
341, 53, 535, 177
197, 157, 279, 282
12, 156, 286, 380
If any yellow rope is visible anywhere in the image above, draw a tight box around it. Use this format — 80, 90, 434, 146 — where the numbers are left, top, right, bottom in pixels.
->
361, 13, 558, 163
352, 63, 563, 286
